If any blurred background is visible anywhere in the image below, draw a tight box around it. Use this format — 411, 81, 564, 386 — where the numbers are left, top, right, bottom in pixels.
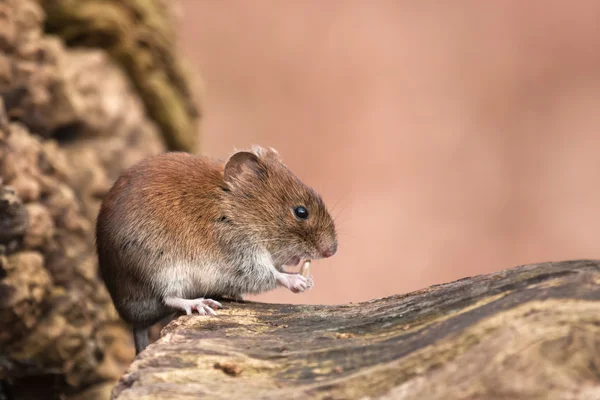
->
9, 1, 600, 397
177, 1, 600, 305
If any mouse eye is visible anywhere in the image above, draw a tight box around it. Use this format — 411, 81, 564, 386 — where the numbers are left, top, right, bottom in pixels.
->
293, 206, 309, 220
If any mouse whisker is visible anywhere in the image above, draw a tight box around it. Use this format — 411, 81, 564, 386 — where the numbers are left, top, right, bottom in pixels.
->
330, 193, 348, 213
332, 203, 349, 222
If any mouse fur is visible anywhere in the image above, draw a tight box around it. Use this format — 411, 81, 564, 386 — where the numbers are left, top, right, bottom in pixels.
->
96, 146, 337, 353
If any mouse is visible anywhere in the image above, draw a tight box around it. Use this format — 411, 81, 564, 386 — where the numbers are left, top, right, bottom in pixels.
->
95, 146, 338, 354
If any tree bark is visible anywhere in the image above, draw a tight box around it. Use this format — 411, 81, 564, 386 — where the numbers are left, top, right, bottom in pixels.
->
37, 0, 201, 152
0, 0, 198, 398
113, 260, 600, 400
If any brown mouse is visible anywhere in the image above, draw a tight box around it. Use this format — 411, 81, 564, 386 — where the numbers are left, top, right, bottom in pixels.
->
95, 146, 337, 354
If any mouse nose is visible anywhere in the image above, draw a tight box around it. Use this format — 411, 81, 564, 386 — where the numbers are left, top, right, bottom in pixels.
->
319, 242, 337, 258
321, 248, 335, 258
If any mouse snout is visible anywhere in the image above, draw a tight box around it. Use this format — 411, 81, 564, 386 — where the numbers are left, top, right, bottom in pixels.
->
321, 248, 335, 258
317, 241, 337, 258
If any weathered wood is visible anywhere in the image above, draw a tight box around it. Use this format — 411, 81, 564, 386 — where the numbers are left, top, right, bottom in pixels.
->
113, 260, 600, 400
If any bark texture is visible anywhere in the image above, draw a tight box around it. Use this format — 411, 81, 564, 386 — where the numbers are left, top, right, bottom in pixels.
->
0, 0, 198, 398
37, 0, 201, 152
113, 260, 600, 400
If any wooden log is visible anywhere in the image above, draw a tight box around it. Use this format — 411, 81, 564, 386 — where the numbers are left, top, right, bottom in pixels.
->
113, 260, 600, 400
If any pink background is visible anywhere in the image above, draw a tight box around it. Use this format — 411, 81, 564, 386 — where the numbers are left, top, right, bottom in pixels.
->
177, 1, 600, 305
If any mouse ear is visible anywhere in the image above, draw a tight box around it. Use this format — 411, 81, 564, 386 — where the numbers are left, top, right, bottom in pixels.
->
251, 145, 281, 162
263, 147, 281, 162
224, 151, 263, 184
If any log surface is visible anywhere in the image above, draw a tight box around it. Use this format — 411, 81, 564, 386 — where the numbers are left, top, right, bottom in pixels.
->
113, 260, 600, 400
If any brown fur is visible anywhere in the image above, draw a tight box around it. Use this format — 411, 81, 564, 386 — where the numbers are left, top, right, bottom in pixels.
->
96, 146, 337, 350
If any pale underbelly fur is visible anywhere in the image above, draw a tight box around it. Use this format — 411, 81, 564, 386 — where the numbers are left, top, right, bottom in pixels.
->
151, 252, 279, 299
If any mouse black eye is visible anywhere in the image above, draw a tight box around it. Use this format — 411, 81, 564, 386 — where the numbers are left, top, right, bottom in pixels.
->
293, 206, 309, 220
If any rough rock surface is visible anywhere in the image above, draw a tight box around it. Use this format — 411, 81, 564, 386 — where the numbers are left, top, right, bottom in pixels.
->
0, 0, 176, 398
113, 260, 600, 400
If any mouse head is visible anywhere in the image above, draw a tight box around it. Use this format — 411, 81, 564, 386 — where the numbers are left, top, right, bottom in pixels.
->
222, 146, 337, 266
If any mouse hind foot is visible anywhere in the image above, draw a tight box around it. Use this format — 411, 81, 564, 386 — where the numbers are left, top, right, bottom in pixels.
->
164, 296, 222, 316
133, 327, 149, 354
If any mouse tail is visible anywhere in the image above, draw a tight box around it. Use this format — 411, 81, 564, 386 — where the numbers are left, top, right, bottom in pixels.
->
133, 327, 149, 355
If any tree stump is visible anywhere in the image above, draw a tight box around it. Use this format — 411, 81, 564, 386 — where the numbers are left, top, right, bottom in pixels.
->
113, 260, 600, 400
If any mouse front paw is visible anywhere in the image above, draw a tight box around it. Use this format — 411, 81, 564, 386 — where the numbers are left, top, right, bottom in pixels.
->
277, 273, 314, 293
